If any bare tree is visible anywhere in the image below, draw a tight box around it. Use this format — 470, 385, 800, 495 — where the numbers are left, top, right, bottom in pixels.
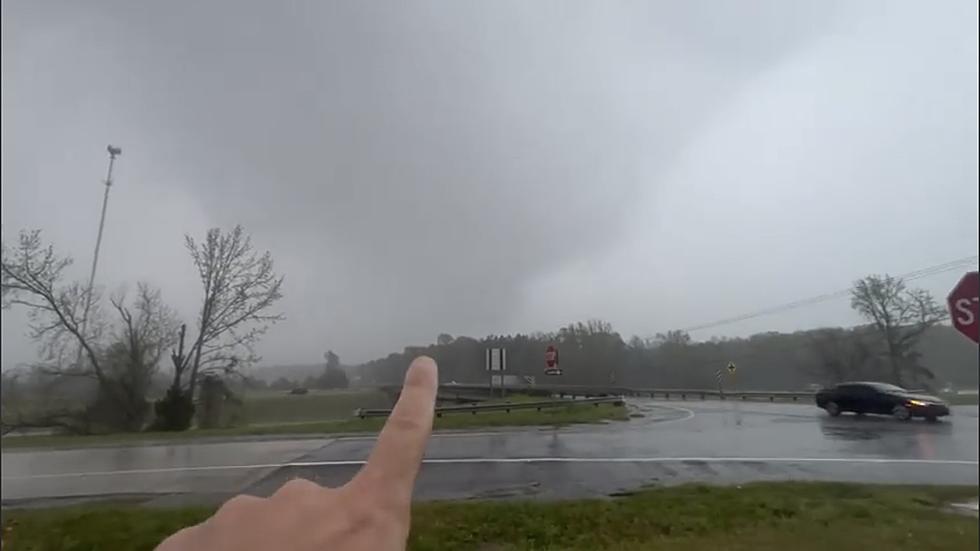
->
2, 230, 180, 432
325, 350, 340, 370
807, 328, 876, 384
653, 330, 692, 347
2, 230, 110, 386
316, 350, 348, 389
103, 284, 180, 429
850, 274, 947, 386
158, 226, 283, 429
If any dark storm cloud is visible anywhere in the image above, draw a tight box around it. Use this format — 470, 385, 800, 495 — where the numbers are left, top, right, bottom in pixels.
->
94, 1, 841, 351
3, 1, 976, 365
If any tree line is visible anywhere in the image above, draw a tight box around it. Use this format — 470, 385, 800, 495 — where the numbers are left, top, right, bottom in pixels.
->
355, 276, 976, 391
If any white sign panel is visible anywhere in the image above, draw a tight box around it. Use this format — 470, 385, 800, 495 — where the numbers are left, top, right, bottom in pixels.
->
485, 348, 507, 371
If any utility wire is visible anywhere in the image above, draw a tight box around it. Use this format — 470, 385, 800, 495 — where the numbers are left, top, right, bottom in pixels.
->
673, 255, 979, 334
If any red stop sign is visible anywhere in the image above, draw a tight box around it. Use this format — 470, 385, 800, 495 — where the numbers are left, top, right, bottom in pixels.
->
545, 345, 558, 368
947, 271, 979, 344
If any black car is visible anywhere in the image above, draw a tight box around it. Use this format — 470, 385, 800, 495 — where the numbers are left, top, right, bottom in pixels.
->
815, 382, 950, 421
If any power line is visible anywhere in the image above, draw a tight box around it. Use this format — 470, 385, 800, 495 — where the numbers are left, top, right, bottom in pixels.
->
673, 255, 979, 334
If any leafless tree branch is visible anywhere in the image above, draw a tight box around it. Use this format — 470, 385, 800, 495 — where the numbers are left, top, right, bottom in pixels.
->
3, 230, 181, 432
850, 274, 947, 386
172, 225, 284, 396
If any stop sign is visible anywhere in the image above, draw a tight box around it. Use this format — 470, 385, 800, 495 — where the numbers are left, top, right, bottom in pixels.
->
544, 345, 561, 375
545, 345, 559, 368
947, 271, 979, 344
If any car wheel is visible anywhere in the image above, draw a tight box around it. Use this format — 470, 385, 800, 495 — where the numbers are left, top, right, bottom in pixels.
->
825, 401, 841, 417
892, 405, 911, 421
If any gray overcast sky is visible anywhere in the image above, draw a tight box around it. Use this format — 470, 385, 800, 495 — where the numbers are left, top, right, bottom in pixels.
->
2, 1, 977, 368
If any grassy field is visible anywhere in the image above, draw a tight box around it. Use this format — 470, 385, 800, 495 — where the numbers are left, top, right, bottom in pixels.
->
1, 401, 627, 450
237, 388, 392, 424
2, 483, 976, 550
941, 392, 980, 406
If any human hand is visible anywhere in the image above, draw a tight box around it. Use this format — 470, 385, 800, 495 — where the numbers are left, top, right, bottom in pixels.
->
155, 356, 438, 551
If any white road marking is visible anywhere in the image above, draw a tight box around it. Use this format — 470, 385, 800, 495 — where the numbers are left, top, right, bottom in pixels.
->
646, 404, 696, 425
3, 456, 976, 480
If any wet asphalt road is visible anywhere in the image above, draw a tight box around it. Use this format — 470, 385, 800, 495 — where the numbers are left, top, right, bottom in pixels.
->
2, 399, 977, 506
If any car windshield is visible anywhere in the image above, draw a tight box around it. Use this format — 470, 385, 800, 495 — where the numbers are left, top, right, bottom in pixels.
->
866, 383, 908, 393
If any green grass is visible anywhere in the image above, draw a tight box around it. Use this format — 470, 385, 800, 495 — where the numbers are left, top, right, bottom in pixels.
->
1, 402, 627, 450
2, 483, 976, 550
941, 392, 980, 406
238, 389, 392, 424
483, 393, 552, 404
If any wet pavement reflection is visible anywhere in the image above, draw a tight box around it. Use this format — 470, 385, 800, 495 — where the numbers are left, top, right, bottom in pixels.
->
2, 400, 977, 505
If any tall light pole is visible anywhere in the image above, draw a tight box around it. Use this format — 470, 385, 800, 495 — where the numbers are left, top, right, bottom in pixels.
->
77, 145, 122, 366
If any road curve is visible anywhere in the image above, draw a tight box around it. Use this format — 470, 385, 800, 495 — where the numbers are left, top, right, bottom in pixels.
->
2, 400, 977, 506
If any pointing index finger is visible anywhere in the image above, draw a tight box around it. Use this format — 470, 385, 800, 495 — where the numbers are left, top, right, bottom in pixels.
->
353, 356, 438, 505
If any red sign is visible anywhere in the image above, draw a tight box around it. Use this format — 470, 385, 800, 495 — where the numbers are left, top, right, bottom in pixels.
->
545, 346, 558, 367
947, 271, 979, 344
544, 345, 561, 375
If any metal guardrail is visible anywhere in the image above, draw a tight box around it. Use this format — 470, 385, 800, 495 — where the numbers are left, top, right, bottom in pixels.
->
631, 389, 816, 402
432, 383, 817, 402
355, 396, 624, 419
